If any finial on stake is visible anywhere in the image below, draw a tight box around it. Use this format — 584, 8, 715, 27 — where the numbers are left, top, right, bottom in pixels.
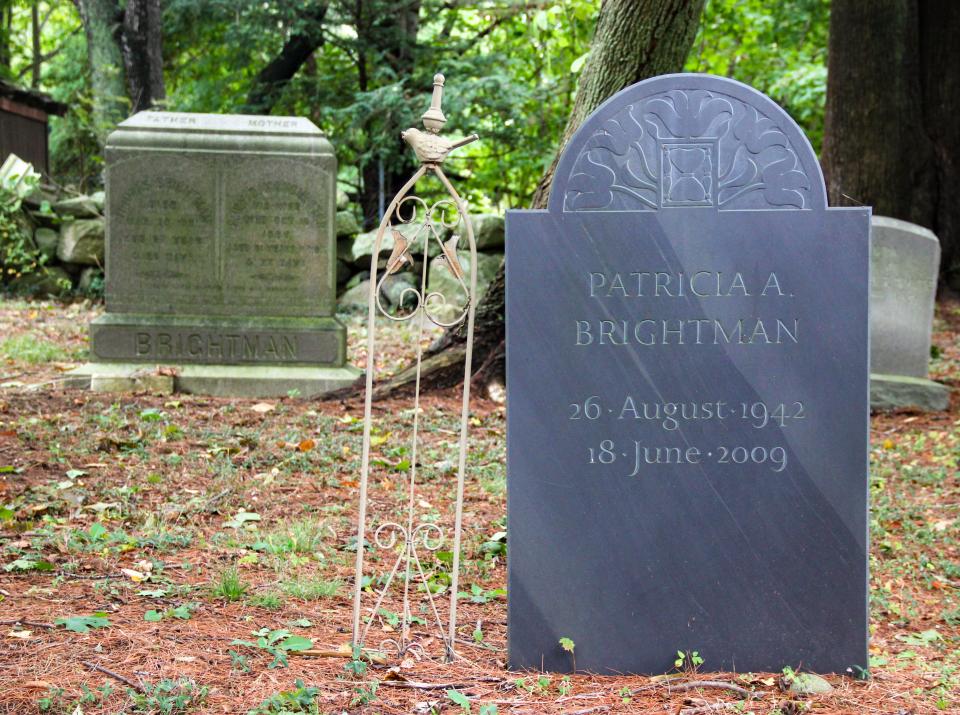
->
402, 73, 478, 165
421, 73, 446, 133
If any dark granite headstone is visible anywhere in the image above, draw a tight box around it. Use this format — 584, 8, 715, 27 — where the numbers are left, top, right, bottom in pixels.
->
506, 74, 870, 674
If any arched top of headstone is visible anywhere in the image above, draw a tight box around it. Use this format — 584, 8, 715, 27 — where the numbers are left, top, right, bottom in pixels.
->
550, 73, 826, 213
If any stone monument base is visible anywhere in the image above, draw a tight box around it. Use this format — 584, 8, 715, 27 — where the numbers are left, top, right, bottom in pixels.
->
66, 362, 360, 398
870, 372, 950, 412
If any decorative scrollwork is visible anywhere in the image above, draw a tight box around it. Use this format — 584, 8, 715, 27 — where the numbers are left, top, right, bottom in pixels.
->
372, 196, 471, 328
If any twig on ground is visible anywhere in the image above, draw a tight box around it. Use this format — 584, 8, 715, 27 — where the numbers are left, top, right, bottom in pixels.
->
291, 648, 387, 664
380, 680, 472, 690
455, 637, 506, 652
82, 660, 143, 692
680, 704, 739, 715
668, 680, 759, 699
0, 619, 54, 628
566, 706, 610, 715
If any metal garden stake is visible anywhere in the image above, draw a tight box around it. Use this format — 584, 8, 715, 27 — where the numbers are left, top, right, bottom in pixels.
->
351, 73, 478, 662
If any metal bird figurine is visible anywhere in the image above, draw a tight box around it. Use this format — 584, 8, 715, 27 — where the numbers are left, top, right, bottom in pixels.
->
401, 74, 478, 165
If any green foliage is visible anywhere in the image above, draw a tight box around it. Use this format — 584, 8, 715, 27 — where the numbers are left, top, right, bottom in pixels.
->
278, 575, 341, 600
0, 162, 46, 287
231, 628, 314, 669
248, 679, 320, 714
55, 613, 111, 633
211, 566, 248, 601
674, 649, 705, 671
686, 0, 830, 152
3, 0, 831, 209
128, 678, 208, 714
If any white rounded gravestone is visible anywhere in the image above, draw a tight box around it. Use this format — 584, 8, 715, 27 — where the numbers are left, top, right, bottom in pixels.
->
869, 216, 949, 411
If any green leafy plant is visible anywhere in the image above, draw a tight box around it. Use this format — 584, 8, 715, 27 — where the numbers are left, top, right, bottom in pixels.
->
674, 649, 704, 672
447, 688, 472, 712
55, 613, 111, 633
211, 566, 248, 601
128, 678, 208, 714
0, 159, 49, 290
343, 643, 368, 678
248, 679, 319, 713
144, 604, 195, 622
350, 680, 379, 707
559, 637, 576, 671
231, 628, 313, 669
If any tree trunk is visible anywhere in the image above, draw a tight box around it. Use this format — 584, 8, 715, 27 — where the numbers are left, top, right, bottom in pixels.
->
244, 2, 328, 115
919, 0, 960, 289
356, 0, 422, 230
0, 4, 11, 73
822, 0, 960, 289
74, 0, 127, 141
121, 0, 165, 112
31, 2, 40, 88
377, 0, 706, 397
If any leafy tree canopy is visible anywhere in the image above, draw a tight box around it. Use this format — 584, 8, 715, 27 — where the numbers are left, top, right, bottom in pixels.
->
0, 0, 829, 204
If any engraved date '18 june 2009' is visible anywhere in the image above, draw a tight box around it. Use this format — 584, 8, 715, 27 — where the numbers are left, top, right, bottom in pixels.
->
568, 397, 805, 474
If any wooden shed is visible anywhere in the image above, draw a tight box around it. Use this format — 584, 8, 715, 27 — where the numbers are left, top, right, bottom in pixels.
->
0, 80, 67, 175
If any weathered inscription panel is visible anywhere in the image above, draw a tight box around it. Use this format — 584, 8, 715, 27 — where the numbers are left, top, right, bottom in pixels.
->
107, 155, 331, 317
90, 318, 345, 366
506, 75, 870, 674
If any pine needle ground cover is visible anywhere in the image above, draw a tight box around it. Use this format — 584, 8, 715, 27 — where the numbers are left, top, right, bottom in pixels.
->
0, 297, 957, 714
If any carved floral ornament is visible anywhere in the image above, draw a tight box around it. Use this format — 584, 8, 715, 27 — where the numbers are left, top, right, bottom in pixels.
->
557, 75, 826, 213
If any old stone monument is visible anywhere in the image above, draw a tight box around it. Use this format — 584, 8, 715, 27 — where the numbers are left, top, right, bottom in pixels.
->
869, 216, 948, 411
506, 74, 870, 674
71, 111, 358, 396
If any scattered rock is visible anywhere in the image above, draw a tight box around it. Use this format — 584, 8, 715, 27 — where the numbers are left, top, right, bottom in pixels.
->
350, 224, 439, 264
33, 227, 59, 261
336, 188, 349, 210
443, 213, 505, 251
336, 210, 360, 238
351, 229, 394, 264
9, 266, 72, 297
382, 273, 418, 309
338, 279, 371, 311
426, 250, 501, 320
54, 195, 101, 218
787, 673, 833, 695
58, 219, 104, 266
336, 259, 353, 286
90, 190, 105, 210
870, 373, 950, 412
78, 267, 104, 294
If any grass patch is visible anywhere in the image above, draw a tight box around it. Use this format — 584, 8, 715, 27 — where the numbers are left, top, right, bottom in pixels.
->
253, 519, 326, 555
211, 566, 248, 601
0, 334, 68, 364
279, 575, 341, 600
248, 592, 283, 610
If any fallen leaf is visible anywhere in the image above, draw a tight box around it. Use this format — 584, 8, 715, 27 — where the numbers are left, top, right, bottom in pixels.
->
8, 629, 32, 639
121, 568, 147, 582
298, 439, 316, 452
251, 403, 275, 413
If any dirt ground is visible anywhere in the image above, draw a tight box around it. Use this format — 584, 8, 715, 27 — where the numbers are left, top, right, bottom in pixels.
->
0, 297, 957, 715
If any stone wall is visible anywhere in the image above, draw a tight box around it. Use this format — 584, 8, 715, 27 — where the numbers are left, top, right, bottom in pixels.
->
4, 186, 105, 298
336, 207, 505, 312
4, 178, 505, 308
